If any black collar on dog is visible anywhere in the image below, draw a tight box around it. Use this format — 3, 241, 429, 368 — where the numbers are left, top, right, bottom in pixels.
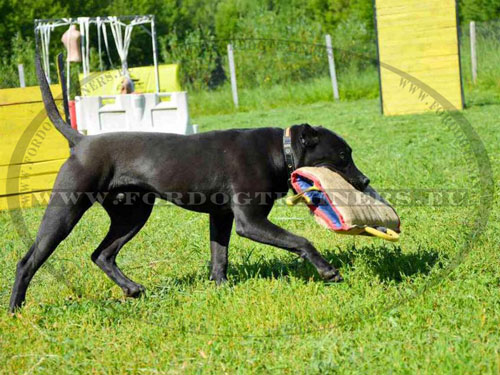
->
283, 127, 295, 184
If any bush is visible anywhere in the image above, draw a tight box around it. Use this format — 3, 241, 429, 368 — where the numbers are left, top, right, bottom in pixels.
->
162, 2, 377, 94
160, 29, 220, 91
0, 33, 37, 89
330, 16, 377, 72
228, 10, 328, 89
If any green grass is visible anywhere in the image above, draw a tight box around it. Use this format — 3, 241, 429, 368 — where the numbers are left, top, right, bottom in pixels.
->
1, 98, 499, 374
186, 25, 500, 119
460, 22, 500, 107
188, 69, 379, 118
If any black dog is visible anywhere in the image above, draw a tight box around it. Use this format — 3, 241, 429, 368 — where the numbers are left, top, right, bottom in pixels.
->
9, 44, 370, 313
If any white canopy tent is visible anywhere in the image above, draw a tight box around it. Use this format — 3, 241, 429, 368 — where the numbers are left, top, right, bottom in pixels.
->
33, 15, 195, 136
34, 15, 160, 93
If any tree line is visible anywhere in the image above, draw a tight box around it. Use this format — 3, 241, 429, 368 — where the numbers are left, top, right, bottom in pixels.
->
0, 0, 498, 89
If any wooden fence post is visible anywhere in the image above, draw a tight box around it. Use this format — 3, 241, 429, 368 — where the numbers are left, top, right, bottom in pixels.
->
470, 21, 477, 84
325, 34, 339, 100
227, 44, 239, 108
18, 64, 26, 88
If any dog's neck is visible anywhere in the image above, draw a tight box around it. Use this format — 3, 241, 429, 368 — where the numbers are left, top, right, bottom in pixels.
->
279, 126, 306, 187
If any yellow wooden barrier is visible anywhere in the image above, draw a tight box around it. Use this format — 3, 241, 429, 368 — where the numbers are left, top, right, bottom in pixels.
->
0, 84, 69, 210
374, 0, 464, 115
79, 64, 181, 96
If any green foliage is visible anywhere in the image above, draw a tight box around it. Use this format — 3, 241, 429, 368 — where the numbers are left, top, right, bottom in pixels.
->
0, 0, 68, 53
0, 0, 375, 90
0, 32, 36, 88
459, 0, 500, 22
229, 11, 326, 88
162, 0, 376, 92
330, 16, 377, 70
301, 0, 374, 33
160, 29, 219, 91
0, 0, 499, 107
214, 0, 254, 41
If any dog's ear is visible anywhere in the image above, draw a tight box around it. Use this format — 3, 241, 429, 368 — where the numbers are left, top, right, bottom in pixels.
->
299, 124, 319, 148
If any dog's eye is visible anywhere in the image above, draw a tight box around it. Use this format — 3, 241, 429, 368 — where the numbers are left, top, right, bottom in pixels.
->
339, 152, 346, 160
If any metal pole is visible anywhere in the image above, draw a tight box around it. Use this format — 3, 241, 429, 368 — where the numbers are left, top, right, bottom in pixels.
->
227, 44, 239, 108
67, 55, 70, 101
80, 20, 86, 78
18, 64, 26, 88
470, 21, 477, 85
97, 18, 103, 71
325, 34, 339, 100
151, 17, 160, 93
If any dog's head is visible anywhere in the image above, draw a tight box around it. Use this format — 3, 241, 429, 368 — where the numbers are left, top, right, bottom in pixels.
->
293, 124, 370, 191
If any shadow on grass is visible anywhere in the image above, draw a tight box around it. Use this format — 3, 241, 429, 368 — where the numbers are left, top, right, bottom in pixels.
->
227, 245, 444, 283
31, 245, 444, 312
132, 245, 445, 300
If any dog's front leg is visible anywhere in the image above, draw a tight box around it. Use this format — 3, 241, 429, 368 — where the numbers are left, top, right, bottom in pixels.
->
209, 213, 234, 284
233, 204, 343, 282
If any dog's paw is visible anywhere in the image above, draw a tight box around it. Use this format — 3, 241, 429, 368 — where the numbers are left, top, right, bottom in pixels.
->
123, 284, 146, 298
321, 270, 344, 283
210, 275, 228, 286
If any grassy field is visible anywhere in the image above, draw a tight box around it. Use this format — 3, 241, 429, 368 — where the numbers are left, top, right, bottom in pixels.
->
188, 69, 380, 118
186, 23, 500, 119
0, 98, 499, 374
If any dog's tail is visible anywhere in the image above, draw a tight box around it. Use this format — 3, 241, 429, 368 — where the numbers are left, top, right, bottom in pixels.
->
35, 30, 83, 147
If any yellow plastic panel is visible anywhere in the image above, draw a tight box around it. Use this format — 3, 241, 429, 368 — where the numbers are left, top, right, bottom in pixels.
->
0, 84, 69, 210
79, 64, 181, 96
375, 0, 463, 115
0, 159, 66, 196
0, 191, 52, 211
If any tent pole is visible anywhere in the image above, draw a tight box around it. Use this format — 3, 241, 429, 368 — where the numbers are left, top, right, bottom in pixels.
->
151, 16, 160, 93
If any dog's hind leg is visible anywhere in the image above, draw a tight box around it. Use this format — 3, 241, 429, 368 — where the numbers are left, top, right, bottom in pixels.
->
9, 167, 93, 312
209, 212, 234, 284
91, 194, 154, 298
